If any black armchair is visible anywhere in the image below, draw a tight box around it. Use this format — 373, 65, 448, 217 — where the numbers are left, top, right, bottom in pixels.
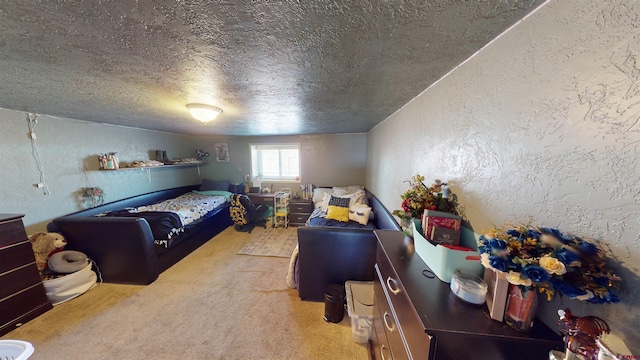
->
230, 194, 269, 233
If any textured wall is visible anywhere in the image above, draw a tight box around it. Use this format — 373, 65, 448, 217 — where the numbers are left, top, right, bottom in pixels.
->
367, 0, 640, 352
0, 108, 366, 233
194, 133, 367, 191
0, 108, 205, 233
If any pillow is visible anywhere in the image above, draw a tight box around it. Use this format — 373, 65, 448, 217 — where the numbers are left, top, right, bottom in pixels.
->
328, 194, 351, 208
349, 204, 372, 225
348, 189, 368, 207
321, 192, 332, 213
326, 205, 350, 222
193, 190, 233, 201
313, 188, 333, 207
333, 185, 364, 195
200, 179, 231, 191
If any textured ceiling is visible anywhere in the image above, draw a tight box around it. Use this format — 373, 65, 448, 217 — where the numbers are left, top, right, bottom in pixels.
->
0, 1, 545, 136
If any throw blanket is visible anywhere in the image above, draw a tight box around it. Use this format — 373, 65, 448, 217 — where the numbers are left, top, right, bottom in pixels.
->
98, 192, 227, 247
286, 244, 299, 289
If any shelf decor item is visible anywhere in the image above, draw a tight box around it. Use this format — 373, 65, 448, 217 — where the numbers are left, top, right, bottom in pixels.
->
478, 222, 621, 330
195, 149, 209, 161
504, 284, 538, 332
392, 174, 458, 238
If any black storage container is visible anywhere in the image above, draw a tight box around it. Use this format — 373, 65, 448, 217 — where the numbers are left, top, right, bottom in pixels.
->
323, 283, 345, 323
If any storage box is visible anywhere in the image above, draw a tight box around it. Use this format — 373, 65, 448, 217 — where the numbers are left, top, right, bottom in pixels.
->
345, 280, 374, 344
421, 210, 462, 246
412, 221, 483, 283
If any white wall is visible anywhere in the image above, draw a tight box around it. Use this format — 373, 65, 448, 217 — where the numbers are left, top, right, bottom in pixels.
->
195, 133, 368, 191
0, 109, 206, 232
367, 0, 640, 351
0, 109, 367, 233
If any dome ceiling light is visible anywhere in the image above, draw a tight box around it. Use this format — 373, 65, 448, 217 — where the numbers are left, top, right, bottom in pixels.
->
186, 103, 223, 124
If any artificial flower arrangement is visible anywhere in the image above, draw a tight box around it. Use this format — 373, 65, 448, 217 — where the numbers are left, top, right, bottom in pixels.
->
392, 174, 457, 221
478, 222, 620, 304
195, 149, 210, 161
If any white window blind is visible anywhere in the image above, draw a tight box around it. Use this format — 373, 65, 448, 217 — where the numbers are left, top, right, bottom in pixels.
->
250, 144, 300, 182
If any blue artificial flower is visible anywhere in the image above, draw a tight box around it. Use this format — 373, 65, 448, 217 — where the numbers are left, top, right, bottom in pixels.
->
549, 278, 587, 298
587, 291, 620, 304
574, 239, 599, 256
522, 265, 551, 283
540, 228, 573, 244
489, 256, 508, 272
556, 248, 580, 266
487, 238, 508, 251
507, 229, 541, 240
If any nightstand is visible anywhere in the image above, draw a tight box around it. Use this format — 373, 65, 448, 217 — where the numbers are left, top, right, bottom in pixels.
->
288, 198, 313, 226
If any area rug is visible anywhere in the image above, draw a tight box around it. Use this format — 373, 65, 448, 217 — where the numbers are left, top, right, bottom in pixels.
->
237, 227, 298, 258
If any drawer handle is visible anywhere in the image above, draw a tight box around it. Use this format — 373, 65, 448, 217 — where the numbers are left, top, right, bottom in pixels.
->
383, 311, 396, 332
380, 344, 389, 360
386, 277, 401, 295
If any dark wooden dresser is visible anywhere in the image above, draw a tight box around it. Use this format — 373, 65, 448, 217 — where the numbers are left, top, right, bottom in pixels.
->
0, 214, 52, 336
288, 198, 313, 226
371, 230, 562, 360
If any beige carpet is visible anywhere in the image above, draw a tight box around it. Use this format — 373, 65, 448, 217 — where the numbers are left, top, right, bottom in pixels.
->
1, 227, 369, 360
237, 227, 298, 258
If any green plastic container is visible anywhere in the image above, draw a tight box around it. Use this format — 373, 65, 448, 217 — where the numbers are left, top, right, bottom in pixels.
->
412, 221, 483, 283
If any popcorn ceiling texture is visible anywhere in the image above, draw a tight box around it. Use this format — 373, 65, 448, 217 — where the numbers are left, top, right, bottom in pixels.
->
0, 0, 542, 136
367, 0, 640, 352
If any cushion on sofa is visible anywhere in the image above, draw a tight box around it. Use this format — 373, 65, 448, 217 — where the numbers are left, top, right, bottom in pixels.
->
326, 205, 349, 222
328, 194, 351, 208
349, 204, 372, 225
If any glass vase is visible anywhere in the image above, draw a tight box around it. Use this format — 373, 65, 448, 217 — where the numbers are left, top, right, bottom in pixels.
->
504, 285, 538, 333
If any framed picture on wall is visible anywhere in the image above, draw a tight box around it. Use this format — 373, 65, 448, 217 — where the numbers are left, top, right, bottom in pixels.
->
214, 143, 230, 162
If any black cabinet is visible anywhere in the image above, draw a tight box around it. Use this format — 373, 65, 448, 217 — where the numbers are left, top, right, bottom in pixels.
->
371, 230, 563, 360
0, 214, 52, 336
288, 199, 313, 226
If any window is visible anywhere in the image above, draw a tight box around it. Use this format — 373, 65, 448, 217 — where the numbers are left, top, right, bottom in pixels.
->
250, 144, 300, 182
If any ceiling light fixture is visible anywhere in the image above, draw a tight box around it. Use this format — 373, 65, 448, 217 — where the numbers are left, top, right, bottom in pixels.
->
186, 103, 223, 123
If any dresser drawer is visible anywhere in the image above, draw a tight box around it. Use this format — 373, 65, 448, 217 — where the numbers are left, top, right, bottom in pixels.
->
0, 284, 50, 329
0, 241, 37, 274
290, 202, 313, 213
375, 272, 409, 360
372, 299, 399, 360
376, 251, 431, 358
288, 213, 309, 224
0, 218, 28, 248
0, 264, 43, 300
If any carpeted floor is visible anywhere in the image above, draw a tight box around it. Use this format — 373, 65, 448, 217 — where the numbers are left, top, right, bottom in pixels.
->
1, 226, 369, 360
237, 227, 298, 258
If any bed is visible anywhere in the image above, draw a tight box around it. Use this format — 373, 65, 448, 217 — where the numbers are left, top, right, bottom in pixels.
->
288, 186, 402, 301
47, 182, 236, 285
305, 186, 376, 229
96, 191, 229, 250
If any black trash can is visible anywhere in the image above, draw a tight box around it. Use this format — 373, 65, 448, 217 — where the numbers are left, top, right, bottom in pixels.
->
323, 283, 345, 323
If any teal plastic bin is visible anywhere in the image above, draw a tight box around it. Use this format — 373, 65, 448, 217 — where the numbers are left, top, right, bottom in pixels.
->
412, 221, 483, 283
